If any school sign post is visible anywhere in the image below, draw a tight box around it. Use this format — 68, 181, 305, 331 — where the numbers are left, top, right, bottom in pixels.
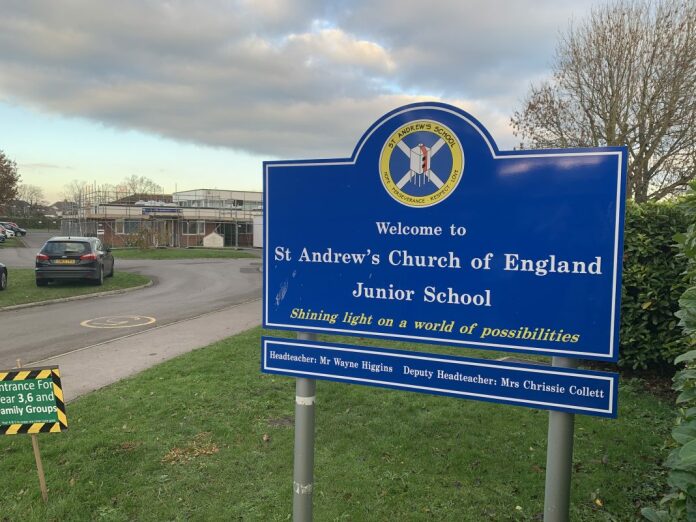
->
262, 102, 626, 520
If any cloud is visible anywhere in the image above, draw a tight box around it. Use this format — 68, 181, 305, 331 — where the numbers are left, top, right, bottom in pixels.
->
20, 163, 74, 170
287, 27, 396, 75
0, 0, 600, 158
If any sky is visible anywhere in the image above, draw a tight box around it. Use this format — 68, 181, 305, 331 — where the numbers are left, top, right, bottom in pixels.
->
0, 0, 601, 204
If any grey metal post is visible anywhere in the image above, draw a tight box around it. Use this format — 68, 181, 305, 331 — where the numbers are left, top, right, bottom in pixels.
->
293, 332, 317, 522
544, 356, 578, 522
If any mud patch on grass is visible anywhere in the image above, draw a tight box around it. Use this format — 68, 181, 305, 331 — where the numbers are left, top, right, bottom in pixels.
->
267, 415, 294, 428
162, 432, 219, 464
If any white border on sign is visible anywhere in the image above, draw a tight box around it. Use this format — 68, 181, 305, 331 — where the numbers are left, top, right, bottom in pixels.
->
262, 339, 616, 415
264, 105, 624, 361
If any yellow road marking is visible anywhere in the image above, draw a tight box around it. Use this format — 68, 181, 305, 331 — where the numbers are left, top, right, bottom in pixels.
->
80, 316, 157, 329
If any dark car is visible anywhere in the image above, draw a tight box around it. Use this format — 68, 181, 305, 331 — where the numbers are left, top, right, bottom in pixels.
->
35, 237, 114, 287
0, 262, 6, 290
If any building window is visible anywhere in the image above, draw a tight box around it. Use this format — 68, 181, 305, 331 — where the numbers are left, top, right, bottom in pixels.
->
183, 220, 205, 235
115, 219, 142, 235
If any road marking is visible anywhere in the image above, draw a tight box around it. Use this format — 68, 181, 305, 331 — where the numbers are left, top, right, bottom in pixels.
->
81, 315, 157, 329
30, 298, 260, 367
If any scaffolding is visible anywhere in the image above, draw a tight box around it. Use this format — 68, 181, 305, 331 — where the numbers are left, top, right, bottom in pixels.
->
61, 186, 262, 247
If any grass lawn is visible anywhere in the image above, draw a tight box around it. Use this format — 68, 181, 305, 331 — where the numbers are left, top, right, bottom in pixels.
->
113, 248, 258, 260
0, 268, 151, 308
0, 328, 673, 520
0, 237, 26, 248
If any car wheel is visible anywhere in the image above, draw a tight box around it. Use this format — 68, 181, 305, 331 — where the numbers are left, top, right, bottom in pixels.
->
107, 263, 114, 278
36, 279, 49, 287
0, 269, 6, 291
94, 266, 104, 286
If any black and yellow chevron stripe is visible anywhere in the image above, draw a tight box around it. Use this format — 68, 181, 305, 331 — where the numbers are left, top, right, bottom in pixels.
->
0, 367, 68, 435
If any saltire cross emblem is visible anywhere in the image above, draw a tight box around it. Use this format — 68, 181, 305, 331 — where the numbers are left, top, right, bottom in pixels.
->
394, 138, 448, 189
379, 120, 464, 207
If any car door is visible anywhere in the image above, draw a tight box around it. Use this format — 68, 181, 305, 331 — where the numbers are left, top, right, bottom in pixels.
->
96, 239, 113, 273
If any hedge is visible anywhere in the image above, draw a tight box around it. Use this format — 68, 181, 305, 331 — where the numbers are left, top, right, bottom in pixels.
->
0, 216, 61, 230
642, 183, 696, 520
620, 201, 690, 370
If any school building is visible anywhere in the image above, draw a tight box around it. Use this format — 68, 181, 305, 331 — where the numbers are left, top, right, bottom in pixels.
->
61, 188, 263, 248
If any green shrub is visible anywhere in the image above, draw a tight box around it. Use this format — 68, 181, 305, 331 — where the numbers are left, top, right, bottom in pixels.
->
642, 183, 696, 520
620, 202, 690, 370
0, 215, 60, 230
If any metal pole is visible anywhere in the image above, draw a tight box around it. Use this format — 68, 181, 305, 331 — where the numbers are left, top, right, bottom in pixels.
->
544, 357, 578, 522
293, 332, 317, 522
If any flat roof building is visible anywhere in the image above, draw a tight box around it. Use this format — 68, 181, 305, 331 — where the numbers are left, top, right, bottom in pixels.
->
61, 188, 262, 248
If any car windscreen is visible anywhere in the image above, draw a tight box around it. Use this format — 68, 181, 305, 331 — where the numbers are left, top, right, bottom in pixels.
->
43, 242, 91, 255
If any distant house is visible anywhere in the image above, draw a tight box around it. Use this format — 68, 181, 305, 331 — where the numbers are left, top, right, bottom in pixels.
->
45, 201, 73, 218
4, 199, 32, 217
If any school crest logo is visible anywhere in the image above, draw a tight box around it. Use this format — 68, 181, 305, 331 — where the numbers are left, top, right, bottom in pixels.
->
379, 120, 464, 207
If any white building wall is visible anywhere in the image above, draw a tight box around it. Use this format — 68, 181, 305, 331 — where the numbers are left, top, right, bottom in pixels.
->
253, 215, 263, 248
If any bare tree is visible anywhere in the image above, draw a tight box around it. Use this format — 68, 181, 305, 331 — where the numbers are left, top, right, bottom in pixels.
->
0, 150, 21, 207
63, 179, 90, 215
511, 0, 696, 202
18, 184, 45, 211
62, 180, 90, 205
118, 175, 163, 196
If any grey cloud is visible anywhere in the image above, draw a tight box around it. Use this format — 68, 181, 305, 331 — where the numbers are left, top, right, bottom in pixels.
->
20, 163, 74, 170
332, 0, 600, 98
0, 0, 597, 159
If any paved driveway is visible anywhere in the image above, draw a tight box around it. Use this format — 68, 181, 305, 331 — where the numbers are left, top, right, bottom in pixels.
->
0, 232, 262, 367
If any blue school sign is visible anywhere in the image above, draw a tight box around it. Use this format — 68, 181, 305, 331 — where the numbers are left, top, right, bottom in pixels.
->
264, 103, 627, 361
261, 338, 618, 418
